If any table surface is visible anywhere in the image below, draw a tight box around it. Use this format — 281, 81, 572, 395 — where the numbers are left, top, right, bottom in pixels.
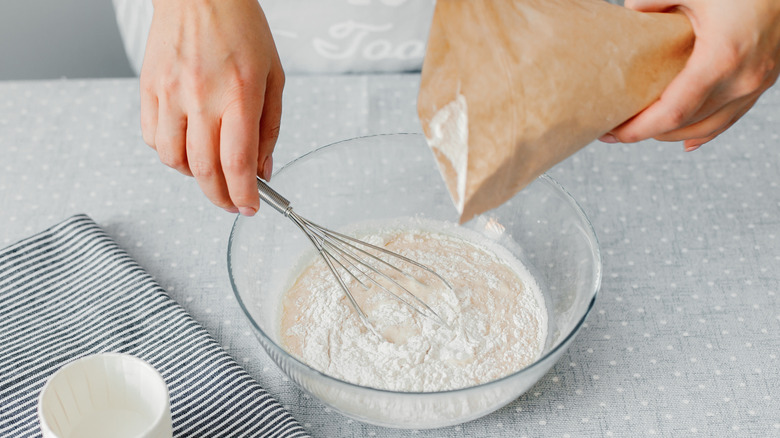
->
1, 75, 778, 437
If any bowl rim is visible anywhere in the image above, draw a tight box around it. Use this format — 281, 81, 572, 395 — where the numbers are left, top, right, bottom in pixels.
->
228, 133, 602, 396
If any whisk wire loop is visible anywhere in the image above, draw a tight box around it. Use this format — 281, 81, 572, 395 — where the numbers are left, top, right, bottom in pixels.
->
320, 225, 452, 284
285, 209, 380, 336
305, 220, 449, 326
257, 177, 450, 334
297, 212, 447, 327
318, 231, 442, 323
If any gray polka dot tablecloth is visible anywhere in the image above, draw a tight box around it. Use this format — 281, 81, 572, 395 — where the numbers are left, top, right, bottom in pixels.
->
1, 75, 778, 437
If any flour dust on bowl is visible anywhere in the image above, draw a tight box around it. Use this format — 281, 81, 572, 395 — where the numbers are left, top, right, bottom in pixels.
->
228, 134, 601, 429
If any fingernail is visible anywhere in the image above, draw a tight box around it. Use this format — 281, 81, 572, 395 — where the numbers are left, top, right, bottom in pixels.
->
262, 156, 273, 181
684, 144, 701, 152
600, 134, 619, 144
225, 206, 239, 214
239, 206, 257, 217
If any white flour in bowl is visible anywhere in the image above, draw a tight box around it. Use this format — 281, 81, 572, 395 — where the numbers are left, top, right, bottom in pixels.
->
279, 224, 547, 392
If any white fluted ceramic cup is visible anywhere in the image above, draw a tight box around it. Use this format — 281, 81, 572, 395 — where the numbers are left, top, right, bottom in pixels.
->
38, 353, 172, 438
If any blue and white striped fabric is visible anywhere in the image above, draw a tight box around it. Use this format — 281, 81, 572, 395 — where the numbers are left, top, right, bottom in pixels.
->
0, 214, 309, 438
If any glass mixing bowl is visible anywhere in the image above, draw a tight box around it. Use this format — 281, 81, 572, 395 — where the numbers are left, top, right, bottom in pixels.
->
228, 133, 601, 429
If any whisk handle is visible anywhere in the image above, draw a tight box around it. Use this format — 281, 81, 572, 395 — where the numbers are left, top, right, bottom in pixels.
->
256, 177, 292, 216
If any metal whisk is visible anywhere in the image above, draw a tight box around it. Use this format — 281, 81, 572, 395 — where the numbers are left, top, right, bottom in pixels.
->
256, 177, 451, 336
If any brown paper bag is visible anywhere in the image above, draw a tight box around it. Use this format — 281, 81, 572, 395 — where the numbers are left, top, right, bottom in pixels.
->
418, 0, 694, 223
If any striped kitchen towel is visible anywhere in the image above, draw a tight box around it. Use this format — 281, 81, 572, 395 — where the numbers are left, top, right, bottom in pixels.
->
0, 214, 309, 438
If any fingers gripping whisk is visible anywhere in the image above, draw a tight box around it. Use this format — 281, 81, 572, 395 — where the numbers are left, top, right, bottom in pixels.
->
256, 177, 451, 336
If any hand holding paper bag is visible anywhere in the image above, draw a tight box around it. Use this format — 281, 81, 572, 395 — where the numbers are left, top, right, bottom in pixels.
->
606, 0, 780, 151
418, 0, 694, 223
